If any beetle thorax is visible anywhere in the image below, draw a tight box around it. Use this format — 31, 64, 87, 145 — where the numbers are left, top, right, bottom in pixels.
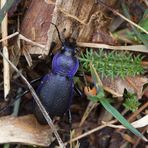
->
52, 50, 79, 78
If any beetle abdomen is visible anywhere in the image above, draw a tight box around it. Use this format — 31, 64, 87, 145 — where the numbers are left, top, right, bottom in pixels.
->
34, 72, 73, 123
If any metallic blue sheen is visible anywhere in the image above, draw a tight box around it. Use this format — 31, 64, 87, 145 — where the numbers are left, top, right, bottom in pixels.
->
34, 44, 79, 123
52, 46, 79, 78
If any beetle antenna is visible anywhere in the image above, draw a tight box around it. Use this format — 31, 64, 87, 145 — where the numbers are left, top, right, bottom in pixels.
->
50, 22, 64, 46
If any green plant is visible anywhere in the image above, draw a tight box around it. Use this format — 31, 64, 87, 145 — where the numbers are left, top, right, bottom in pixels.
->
79, 49, 144, 79
123, 91, 141, 112
139, 9, 148, 31
87, 64, 146, 141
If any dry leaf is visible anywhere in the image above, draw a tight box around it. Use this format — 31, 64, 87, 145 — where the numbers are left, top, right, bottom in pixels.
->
126, 76, 148, 99
102, 76, 148, 99
86, 75, 148, 98
0, 115, 54, 146
102, 77, 135, 97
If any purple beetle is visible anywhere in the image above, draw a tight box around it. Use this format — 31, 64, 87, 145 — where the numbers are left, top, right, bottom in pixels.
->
34, 40, 79, 124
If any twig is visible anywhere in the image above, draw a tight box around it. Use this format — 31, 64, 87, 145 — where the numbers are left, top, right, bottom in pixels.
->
143, 0, 148, 7
0, 32, 45, 50
2, 47, 10, 100
1, 0, 10, 100
1, 0, 8, 46
77, 42, 148, 53
116, 101, 148, 134
0, 51, 65, 148
102, 114, 148, 129
98, 0, 148, 34
141, 61, 148, 66
64, 120, 117, 146
19, 34, 45, 48
0, 32, 19, 43
127, 101, 148, 123
22, 48, 33, 67
103, 86, 123, 97
79, 101, 98, 127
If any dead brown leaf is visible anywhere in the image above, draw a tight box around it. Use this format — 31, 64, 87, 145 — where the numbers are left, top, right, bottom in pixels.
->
126, 76, 148, 99
0, 115, 54, 147
102, 76, 148, 99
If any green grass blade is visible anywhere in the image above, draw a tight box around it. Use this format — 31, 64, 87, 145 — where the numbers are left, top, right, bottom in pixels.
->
0, 0, 15, 23
99, 97, 147, 141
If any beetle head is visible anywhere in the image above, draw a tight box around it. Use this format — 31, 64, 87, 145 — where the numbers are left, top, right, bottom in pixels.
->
62, 38, 77, 55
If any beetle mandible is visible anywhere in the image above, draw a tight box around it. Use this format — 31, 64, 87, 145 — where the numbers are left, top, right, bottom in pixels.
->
34, 27, 79, 124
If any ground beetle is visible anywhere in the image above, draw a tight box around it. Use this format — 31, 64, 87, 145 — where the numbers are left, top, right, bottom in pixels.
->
34, 27, 79, 124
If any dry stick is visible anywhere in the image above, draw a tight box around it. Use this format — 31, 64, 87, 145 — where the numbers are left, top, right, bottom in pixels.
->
126, 101, 148, 123
64, 106, 132, 146
17, 16, 21, 49
79, 101, 98, 127
143, 0, 148, 7
0, 32, 19, 43
0, 52, 65, 148
64, 120, 117, 146
1, 0, 8, 45
103, 86, 122, 97
77, 42, 148, 53
19, 34, 45, 48
2, 32, 147, 54
141, 61, 148, 66
0, 32, 45, 49
1, 0, 10, 101
98, 0, 148, 35
102, 114, 148, 129
2, 46, 10, 98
